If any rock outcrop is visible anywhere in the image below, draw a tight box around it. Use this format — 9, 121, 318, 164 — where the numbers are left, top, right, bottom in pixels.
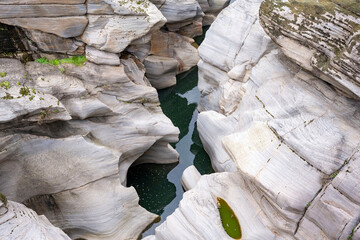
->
146, 0, 360, 239
260, 0, 360, 100
0, 0, 233, 238
0, 196, 71, 240
0, 55, 179, 239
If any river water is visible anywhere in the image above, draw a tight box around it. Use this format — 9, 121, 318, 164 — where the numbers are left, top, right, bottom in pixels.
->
127, 27, 213, 238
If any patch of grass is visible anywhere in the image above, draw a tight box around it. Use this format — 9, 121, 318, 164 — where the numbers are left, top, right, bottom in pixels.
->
0, 81, 10, 89
0, 72, 7, 78
35, 55, 87, 66
217, 197, 242, 239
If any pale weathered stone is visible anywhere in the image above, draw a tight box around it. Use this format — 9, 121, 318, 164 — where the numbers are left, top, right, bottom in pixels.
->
25, 176, 158, 240
0, 57, 179, 239
144, 55, 178, 89
147, 172, 277, 240
0, 17, 88, 38
149, 29, 199, 80
81, 0, 166, 53
0, 4, 86, 18
158, 0, 203, 24
0, 200, 70, 240
260, 0, 360, 100
181, 165, 201, 191
86, 45, 120, 66
0, 0, 85, 4
191, 0, 360, 239
24, 29, 85, 55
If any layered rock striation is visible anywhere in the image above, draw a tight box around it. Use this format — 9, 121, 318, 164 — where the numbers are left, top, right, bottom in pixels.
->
260, 0, 360, 100
0, 196, 71, 240
0, 0, 232, 239
146, 0, 360, 239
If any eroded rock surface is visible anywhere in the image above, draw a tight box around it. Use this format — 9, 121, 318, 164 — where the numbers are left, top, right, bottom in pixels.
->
0, 57, 179, 239
146, 0, 360, 239
260, 0, 360, 100
0, 0, 229, 238
0, 197, 71, 240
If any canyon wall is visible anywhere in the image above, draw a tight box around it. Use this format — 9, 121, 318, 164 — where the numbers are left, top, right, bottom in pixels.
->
146, 0, 360, 239
0, 0, 229, 239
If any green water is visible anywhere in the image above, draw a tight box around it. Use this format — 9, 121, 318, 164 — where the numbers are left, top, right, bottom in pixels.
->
127, 29, 214, 236
217, 197, 242, 239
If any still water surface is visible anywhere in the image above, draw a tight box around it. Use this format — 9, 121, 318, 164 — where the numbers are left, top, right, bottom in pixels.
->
127, 56, 214, 237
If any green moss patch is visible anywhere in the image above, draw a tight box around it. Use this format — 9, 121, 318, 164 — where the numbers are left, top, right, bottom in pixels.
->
0, 193, 7, 205
217, 197, 242, 239
35, 55, 87, 66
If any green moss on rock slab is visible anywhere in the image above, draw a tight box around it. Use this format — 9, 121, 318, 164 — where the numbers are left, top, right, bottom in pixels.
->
35, 55, 87, 66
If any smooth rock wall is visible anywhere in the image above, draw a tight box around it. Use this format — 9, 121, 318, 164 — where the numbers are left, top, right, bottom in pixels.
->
146, 0, 360, 239
0, 198, 71, 240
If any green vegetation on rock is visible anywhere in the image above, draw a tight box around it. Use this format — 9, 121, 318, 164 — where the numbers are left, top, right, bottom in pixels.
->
0, 81, 10, 89
0, 72, 7, 78
0, 193, 7, 205
217, 197, 242, 239
35, 55, 87, 66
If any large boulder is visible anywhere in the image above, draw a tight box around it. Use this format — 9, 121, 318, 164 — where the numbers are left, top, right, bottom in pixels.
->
259, 0, 360, 100
80, 0, 166, 53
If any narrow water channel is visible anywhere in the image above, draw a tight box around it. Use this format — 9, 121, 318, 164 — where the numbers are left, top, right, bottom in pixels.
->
127, 27, 213, 237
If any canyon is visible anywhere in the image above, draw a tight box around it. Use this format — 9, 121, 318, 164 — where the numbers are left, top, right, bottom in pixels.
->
0, 0, 359, 240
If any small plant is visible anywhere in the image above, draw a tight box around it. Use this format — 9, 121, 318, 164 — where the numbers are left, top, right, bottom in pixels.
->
0, 81, 10, 89
348, 226, 356, 239
0, 72, 7, 78
330, 171, 339, 180
38, 109, 50, 125
1, 92, 14, 100
35, 55, 87, 66
0, 193, 7, 205
19, 85, 30, 96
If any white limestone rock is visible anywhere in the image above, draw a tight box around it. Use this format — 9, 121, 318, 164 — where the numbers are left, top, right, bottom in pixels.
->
259, 0, 360, 100
0, 58, 179, 239
81, 0, 166, 53
0, 0, 84, 3
193, 0, 360, 238
158, 0, 203, 25
146, 172, 276, 240
0, 16, 88, 38
0, 199, 70, 240
181, 165, 201, 191
0, 4, 86, 18
197, 111, 237, 172
144, 55, 178, 89
145, 29, 199, 89
24, 29, 85, 55
85, 45, 120, 66
25, 175, 158, 240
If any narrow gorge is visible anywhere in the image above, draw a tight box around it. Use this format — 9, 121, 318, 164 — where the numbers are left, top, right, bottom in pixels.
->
0, 0, 359, 240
